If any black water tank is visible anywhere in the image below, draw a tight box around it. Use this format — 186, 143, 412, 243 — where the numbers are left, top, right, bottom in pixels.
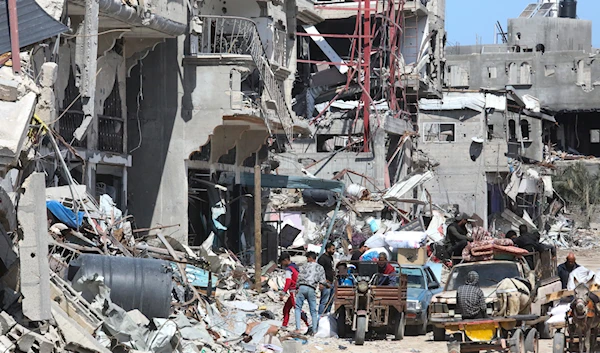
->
68, 254, 174, 318
559, 0, 577, 19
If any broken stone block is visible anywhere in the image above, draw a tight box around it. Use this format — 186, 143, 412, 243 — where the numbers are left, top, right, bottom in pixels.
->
0, 311, 16, 335
0, 78, 18, 102
39, 62, 58, 88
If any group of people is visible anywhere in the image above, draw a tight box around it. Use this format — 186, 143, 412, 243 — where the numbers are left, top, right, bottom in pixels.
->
444, 213, 555, 263
277, 241, 395, 335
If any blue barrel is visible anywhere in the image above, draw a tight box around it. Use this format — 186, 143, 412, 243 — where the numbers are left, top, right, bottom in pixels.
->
68, 254, 173, 318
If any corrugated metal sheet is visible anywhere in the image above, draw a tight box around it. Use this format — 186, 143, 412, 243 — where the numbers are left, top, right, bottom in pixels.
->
0, 0, 68, 55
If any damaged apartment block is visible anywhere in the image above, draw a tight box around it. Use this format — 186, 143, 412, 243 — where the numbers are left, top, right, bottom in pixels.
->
276, 0, 447, 190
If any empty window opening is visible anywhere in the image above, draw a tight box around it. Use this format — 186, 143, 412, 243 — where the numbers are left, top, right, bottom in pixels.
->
508, 62, 518, 84
591, 130, 600, 144
487, 67, 497, 79
508, 120, 517, 141
520, 119, 530, 140
520, 62, 532, 85
536, 44, 545, 54
423, 123, 455, 142
488, 124, 494, 140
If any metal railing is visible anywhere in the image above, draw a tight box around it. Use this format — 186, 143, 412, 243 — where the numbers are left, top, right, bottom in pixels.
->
196, 15, 294, 140
98, 116, 124, 153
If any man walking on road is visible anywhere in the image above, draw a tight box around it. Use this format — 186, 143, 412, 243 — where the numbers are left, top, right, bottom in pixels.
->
296, 251, 326, 335
557, 252, 580, 289
318, 243, 335, 315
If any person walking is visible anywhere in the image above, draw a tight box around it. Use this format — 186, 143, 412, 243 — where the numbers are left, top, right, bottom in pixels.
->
279, 252, 309, 330
296, 251, 326, 335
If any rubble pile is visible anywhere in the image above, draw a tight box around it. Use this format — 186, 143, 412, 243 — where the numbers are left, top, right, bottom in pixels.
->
0, 63, 316, 353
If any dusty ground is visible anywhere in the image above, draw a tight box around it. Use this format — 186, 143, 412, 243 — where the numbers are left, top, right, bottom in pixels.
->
294, 249, 600, 353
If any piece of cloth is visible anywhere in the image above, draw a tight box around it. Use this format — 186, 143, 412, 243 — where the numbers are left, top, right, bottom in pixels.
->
296, 285, 318, 332
318, 253, 335, 283
297, 262, 326, 289
456, 272, 487, 319
350, 250, 363, 261
46, 200, 85, 229
319, 285, 333, 316
558, 262, 579, 289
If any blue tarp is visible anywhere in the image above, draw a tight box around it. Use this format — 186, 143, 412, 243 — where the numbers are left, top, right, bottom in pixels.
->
46, 200, 84, 229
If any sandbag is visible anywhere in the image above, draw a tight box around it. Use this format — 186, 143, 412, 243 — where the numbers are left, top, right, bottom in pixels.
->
364, 234, 387, 249
385, 231, 427, 249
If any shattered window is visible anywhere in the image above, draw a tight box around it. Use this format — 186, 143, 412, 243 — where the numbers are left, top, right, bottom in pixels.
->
591, 130, 600, 144
422, 123, 455, 142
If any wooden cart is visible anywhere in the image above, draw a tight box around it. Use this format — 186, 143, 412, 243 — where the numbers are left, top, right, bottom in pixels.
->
442, 315, 543, 353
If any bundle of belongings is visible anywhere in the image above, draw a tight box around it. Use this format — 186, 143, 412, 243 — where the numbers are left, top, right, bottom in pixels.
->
462, 227, 528, 262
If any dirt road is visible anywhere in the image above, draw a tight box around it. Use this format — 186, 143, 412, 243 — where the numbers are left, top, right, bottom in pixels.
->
298, 249, 600, 353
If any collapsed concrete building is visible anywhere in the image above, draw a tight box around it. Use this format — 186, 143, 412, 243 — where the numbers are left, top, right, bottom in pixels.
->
275, 0, 447, 190
419, 0, 598, 228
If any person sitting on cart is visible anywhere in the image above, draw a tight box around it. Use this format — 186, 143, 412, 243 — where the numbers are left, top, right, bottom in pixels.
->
336, 262, 355, 286
558, 252, 580, 289
456, 271, 488, 320
445, 213, 473, 263
377, 252, 396, 286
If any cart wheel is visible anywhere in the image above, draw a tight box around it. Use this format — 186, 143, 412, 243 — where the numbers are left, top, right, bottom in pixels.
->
537, 321, 555, 339
337, 308, 346, 338
394, 311, 406, 340
525, 328, 539, 353
355, 316, 366, 345
553, 332, 565, 353
510, 329, 525, 353
433, 326, 446, 341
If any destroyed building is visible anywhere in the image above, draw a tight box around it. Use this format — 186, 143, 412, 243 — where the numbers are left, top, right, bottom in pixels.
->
445, 0, 600, 157
274, 0, 447, 190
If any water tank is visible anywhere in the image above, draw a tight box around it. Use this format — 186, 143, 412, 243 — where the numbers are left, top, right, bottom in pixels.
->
558, 0, 577, 19
68, 254, 174, 318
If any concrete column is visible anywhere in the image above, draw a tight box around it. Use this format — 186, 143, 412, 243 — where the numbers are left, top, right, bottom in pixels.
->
18, 173, 51, 321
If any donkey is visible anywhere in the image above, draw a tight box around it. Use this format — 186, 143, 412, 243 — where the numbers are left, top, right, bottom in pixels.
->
570, 283, 600, 353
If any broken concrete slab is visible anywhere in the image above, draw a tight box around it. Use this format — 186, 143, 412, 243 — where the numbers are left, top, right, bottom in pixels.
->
51, 302, 111, 353
0, 311, 16, 335
0, 92, 36, 172
18, 173, 51, 321
0, 78, 18, 102
49, 272, 103, 334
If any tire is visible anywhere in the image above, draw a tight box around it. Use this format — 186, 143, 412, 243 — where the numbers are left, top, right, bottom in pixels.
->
337, 308, 346, 338
537, 320, 554, 339
510, 329, 525, 353
433, 326, 446, 341
553, 332, 565, 353
525, 328, 539, 353
416, 313, 428, 335
394, 311, 406, 340
355, 316, 366, 345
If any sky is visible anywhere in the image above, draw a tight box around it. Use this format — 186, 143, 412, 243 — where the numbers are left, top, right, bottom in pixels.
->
446, 0, 600, 47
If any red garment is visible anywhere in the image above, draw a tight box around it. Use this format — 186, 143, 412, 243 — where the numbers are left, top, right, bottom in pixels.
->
283, 293, 295, 327
380, 263, 395, 275
283, 263, 300, 293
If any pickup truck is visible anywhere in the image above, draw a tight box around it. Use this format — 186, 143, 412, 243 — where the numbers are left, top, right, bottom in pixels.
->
401, 264, 443, 335
429, 251, 561, 341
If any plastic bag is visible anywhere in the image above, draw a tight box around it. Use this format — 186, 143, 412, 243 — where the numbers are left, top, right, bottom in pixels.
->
385, 231, 427, 249
314, 314, 337, 338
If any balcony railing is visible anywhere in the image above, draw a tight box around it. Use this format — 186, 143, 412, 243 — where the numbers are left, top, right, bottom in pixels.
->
194, 15, 295, 140
58, 111, 123, 153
